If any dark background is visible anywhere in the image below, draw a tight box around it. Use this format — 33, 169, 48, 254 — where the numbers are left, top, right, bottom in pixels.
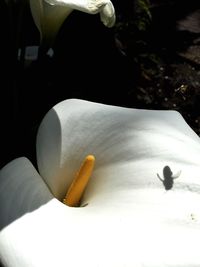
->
0, 0, 200, 169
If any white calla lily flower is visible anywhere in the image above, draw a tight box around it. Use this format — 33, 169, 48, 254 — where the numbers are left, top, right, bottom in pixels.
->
29, 0, 116, 45
1, 98, 200, 267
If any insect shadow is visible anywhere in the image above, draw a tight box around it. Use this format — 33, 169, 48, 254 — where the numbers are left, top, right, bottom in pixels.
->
157, 166, 181, 190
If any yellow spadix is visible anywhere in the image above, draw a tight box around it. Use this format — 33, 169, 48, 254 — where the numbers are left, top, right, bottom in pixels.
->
63, 155, 95, 207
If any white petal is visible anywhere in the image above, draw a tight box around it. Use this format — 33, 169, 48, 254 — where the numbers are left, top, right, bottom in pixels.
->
37, 99, 200, 200
29, 0, 115, 45
1, 184, 200, 266
0, 157, 53, 230
1, 100, 200, 267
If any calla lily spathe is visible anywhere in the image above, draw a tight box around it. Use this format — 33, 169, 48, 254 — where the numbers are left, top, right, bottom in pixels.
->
1, 99, 200, 267
29, 0, 116, 45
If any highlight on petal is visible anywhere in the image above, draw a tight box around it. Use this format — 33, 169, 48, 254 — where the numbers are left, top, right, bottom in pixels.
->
63, 155, 95, 207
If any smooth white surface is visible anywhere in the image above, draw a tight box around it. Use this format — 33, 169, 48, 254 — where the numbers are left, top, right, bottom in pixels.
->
1, 99, 200, 267
29, 0, 115, 44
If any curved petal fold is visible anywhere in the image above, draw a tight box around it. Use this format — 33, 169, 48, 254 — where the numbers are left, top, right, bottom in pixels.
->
37, 99, 200, 201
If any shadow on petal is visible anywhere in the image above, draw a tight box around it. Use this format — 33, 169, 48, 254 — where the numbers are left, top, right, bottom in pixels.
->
36, 106, 63, 198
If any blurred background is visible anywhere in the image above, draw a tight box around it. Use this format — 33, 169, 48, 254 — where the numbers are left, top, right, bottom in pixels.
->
0, 0, 200, 169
